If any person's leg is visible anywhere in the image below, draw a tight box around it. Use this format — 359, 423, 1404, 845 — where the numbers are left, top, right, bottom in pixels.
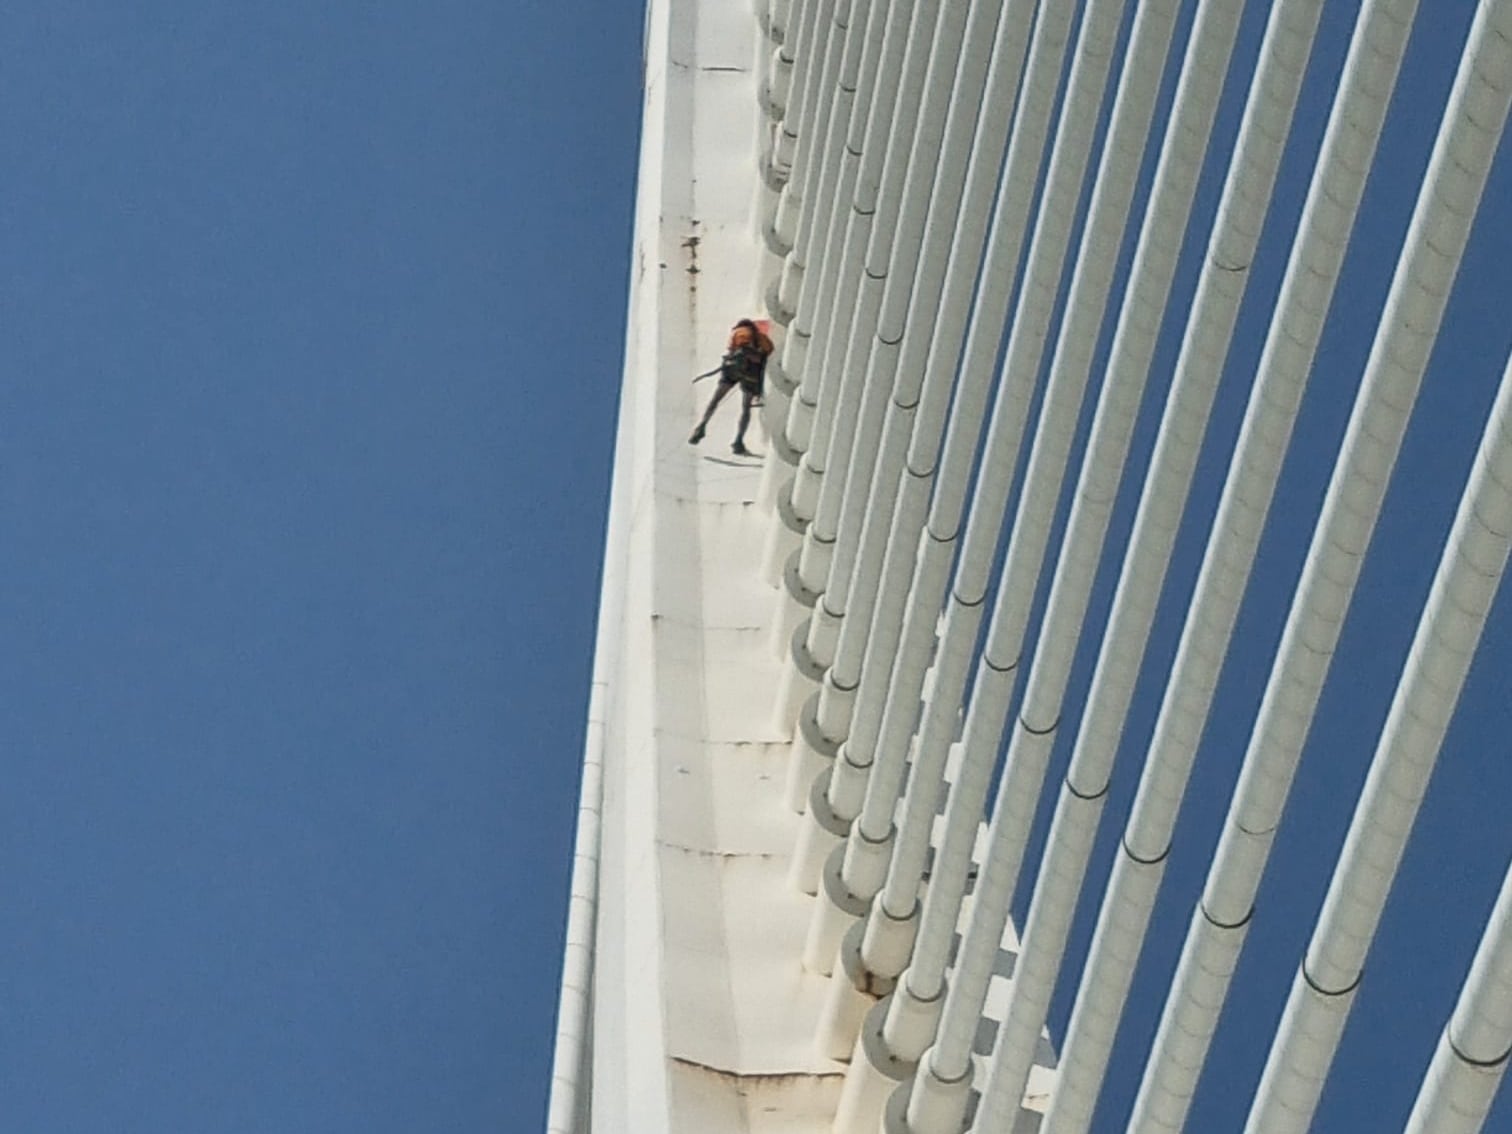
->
689, 380, 734, 444
732, 386, 754, 454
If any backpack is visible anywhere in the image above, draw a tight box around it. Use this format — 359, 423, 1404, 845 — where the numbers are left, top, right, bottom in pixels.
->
722, 343, 767, 394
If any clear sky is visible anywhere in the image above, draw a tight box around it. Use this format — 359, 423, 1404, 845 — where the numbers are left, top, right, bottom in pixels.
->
3, 2, 639, 1130
3, 3, 1510, 1134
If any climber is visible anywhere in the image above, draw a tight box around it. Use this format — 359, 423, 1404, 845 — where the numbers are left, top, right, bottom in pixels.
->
689, 318, 775, 456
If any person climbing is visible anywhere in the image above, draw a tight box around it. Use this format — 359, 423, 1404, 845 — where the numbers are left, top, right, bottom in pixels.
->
689, 318, 775, 456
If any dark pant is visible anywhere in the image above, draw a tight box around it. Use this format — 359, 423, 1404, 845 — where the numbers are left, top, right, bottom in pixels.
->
696, 378, 756, 445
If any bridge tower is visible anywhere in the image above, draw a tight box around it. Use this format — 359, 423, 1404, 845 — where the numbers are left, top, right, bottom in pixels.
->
549, 1, 1512, 1131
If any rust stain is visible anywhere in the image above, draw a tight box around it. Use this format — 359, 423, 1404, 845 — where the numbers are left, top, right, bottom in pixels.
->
670, 1055, 844, 1085
659, 841, 778, 861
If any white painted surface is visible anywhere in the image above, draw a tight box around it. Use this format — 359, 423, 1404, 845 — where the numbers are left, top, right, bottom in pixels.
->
558, 4, 1061, 1128
583, 1, 845, 1129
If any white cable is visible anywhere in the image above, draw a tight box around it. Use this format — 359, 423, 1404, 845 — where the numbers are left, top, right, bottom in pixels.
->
768, 0, 828, 216
774, 0, 1029, 811
782, 0, 912, 526
1034, 0, 1336, 1125
892, 0, 1149, 1100
1240, 5, 1512, 1127
813, 0, 1042, 894
900, 0, 1251, 1093
857, 0, 1088, 1004
776, 0, 890, 445
1122, 4, 1421, 1129
546, 690, 607, 1134
789, 0, 1071, 754
791, 0, 943, 616
937, 0, 1320, 1120
1406, 837, 1512, 1133
819, 0, 1012, 792
1248, 350, 1512, 1132
845, 0, 1124, 878
774, 0, 857, 328
804, 0, 970, 745
769, 0, 874, 415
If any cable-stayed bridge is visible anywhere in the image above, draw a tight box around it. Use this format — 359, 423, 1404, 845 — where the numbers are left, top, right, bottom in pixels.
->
549, 0, 1512, 1130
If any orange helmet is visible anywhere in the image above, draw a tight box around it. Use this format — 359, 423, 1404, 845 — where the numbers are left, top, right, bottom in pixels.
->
729, 318, 774, 354
729, 319, 758, 348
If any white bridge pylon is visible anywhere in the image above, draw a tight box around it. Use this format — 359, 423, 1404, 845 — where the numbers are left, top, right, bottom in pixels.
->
549, 0, 1512, 1131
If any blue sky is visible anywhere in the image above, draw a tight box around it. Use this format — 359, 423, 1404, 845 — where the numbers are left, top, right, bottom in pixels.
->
2, 3, 638, 1130
3, 2, 1510, 1133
